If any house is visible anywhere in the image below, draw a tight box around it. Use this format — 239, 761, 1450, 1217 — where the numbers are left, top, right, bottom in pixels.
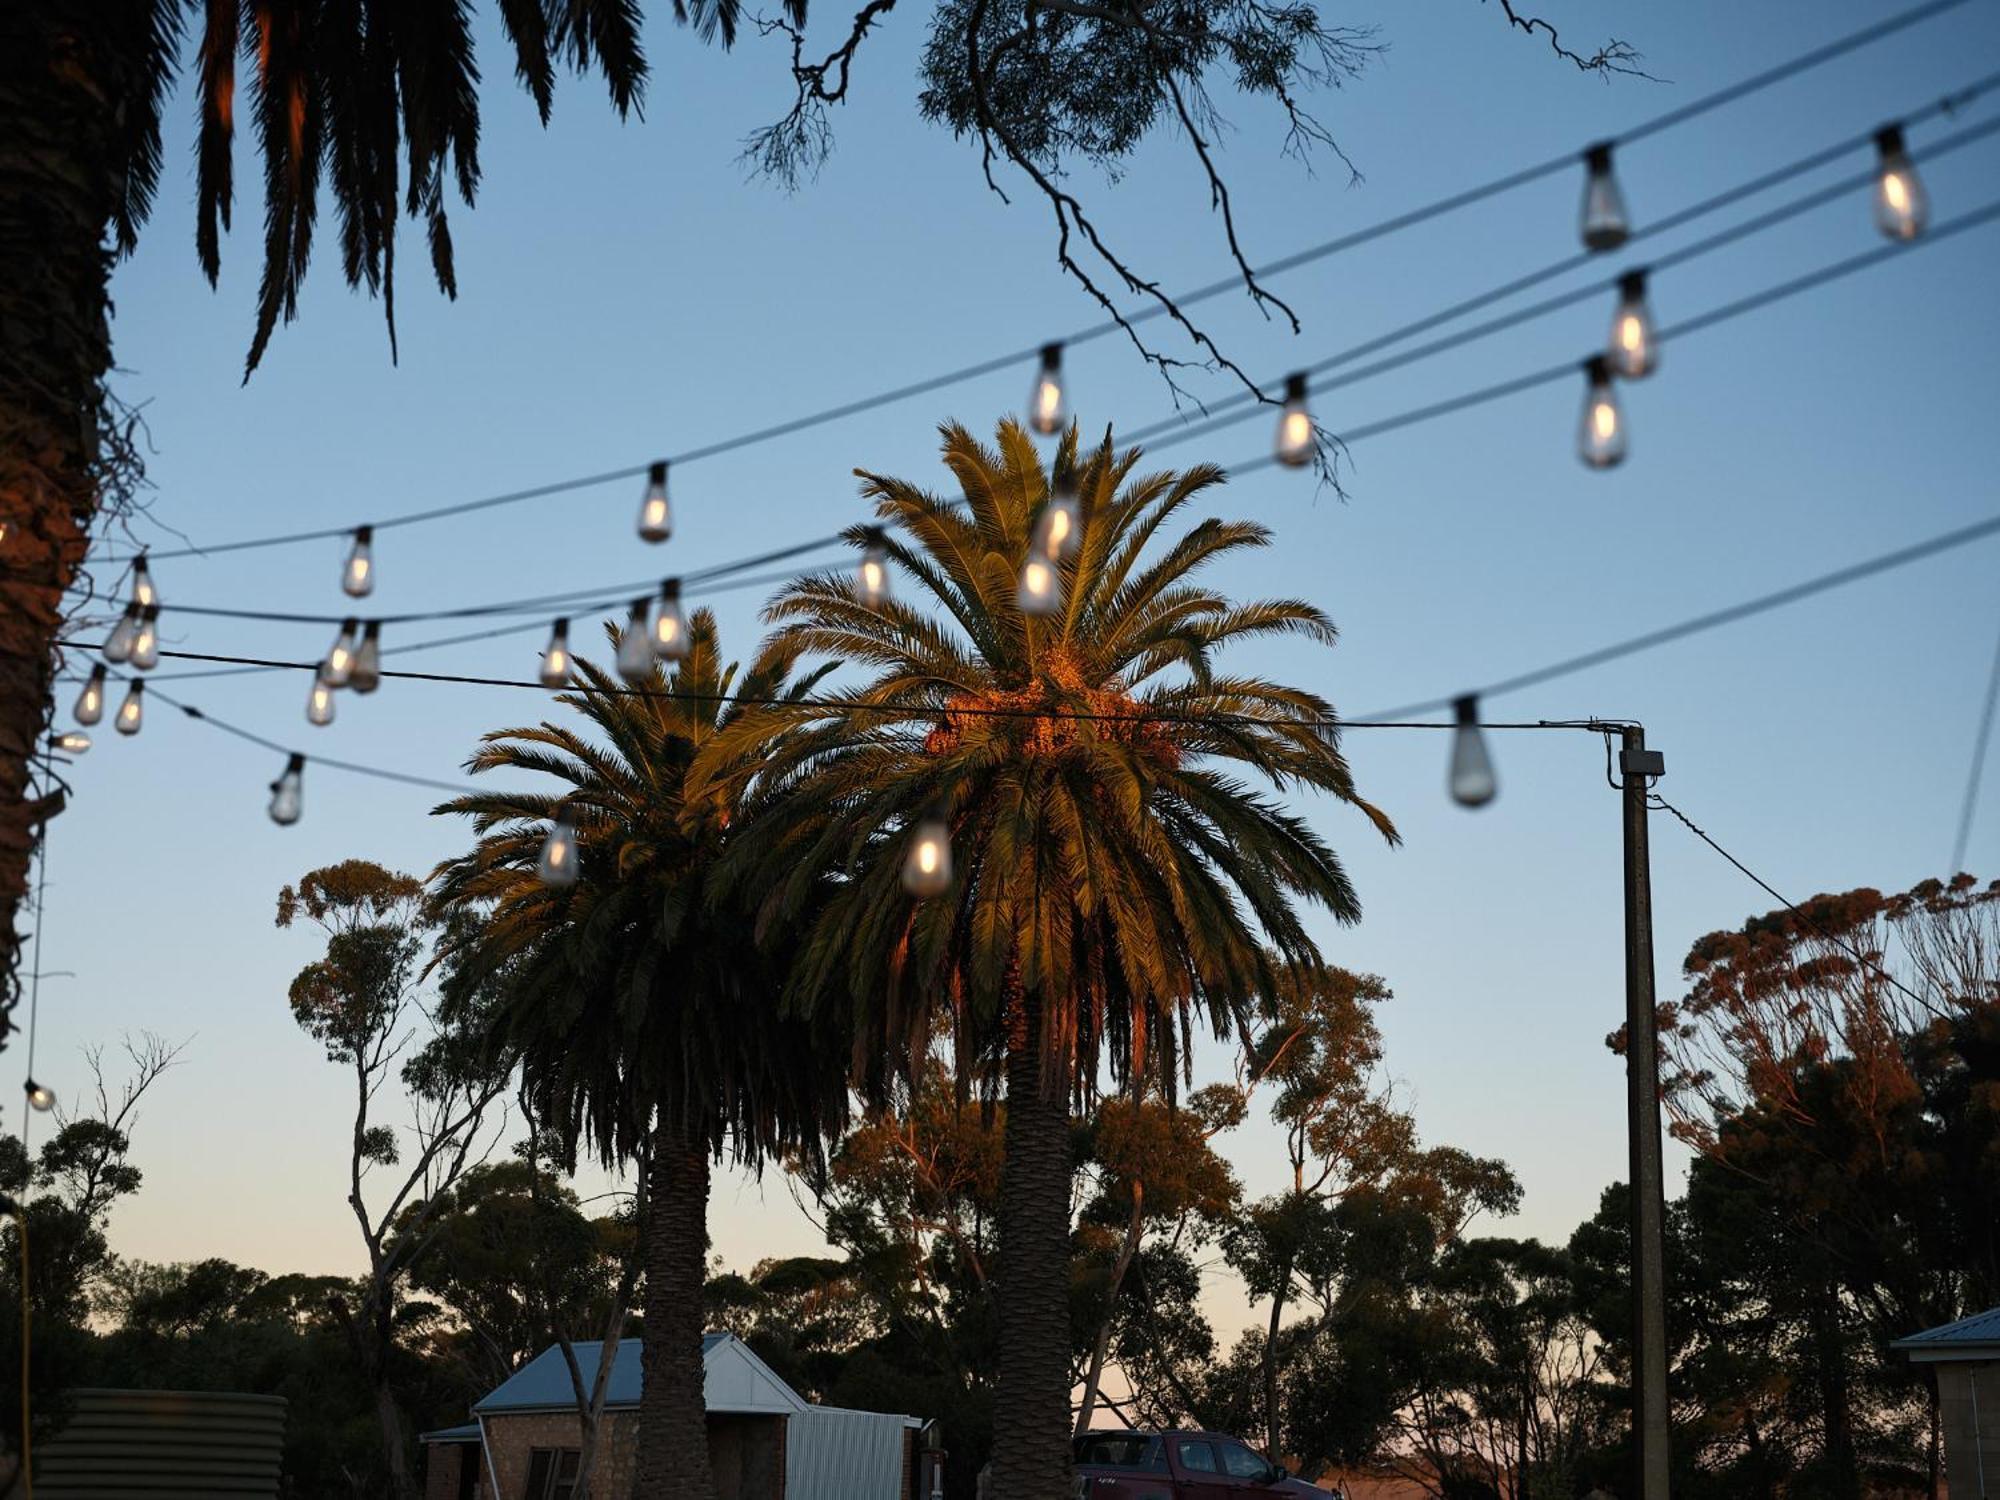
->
1894, 1305, 2000, 1499
420, 1332, 928, 1500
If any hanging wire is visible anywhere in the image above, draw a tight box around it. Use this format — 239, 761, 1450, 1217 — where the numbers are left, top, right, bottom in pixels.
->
1949, 615, 2000, 873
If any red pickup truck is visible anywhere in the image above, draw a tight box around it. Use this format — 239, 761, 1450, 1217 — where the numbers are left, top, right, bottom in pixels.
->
1072, 1430, 1343, 1500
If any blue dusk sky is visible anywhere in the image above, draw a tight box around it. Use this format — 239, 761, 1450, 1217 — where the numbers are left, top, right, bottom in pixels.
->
32, 0, 2000, 1339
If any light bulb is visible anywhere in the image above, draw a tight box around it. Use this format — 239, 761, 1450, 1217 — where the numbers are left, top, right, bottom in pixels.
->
268, 753, 304, 826
859, 529, 892, 608
1577, 356, 1627, 470
115, 680, 144, 736
129, 605, 161, 671
617, 599, 655, 682
103, 602, 140, 663
1873, 125, 1928, 241
901, 808, 953, 897
1028, 343, 1066, 436
1032, 477, 1081, 562
1019, 556, 1062, 616
343, 526, 375, 598
1275, 373, 1315, 468
307, 677, 336, 727
131, 556, 156, 609
322, 618, 359, 687
52, 731, 91, 755
540, 619, 571, 689
537, 809, 580, 886
638, 461, 673, 544
24, 1079, 53, 1114
1449, 696, 1497, 808
350, 622, 382, 694
653, 579, 688, 662
1608, 269, 1658, 380
74, 665, 106, 726
1580, 143, 1630, 252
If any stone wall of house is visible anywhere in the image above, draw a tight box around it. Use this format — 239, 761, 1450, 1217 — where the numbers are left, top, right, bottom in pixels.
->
1939, 1362, 2000, 1500
421, 1442, 475, 1500
707, 1413, 787, 1500
481, 1411, 640, 1499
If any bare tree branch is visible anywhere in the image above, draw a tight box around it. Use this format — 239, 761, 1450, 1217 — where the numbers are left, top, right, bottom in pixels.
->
1488, 1, 1648, 78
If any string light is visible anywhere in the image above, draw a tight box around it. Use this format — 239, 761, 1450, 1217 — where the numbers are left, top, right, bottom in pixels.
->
1578, 355, 1628, 469
901, 806, 953, 897
1018, 556, 1063, 616
51, 731, 90, 755
617, 599, 655, 681
268, 753, 305, 825
653, 579, 688, 662
343, 526, 375, 598
858, 529, 892, 608
23, 1079, 53, 1113
1032, 476, 1082, 563
537, 807, 580, 886
638, 461, 673, 544
1274, 373, 1315, 468
115, 680, 144, 736
129, 605, 161, 671
1608, 269, 1659, 379
350, 623, 383, 694
540, 619, 572, 689
1449, 696, 1498, 807
131, 556, 157, 609
73, 665, 106, 726
307, 677, 337, 727
322, 619, 359, 687
103, 602, 141, 663
1581, 143, 1631, 252
1874, 124, 1929, 239
1029, 343, 1067, 436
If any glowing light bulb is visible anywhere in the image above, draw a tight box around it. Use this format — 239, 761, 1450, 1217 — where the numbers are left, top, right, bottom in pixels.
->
537, 809, 580, 886
638, 461, 673, 544
128, 605, 161, 671
1032, 477, 1081, 562
1449, 695, 1497, 808
1577, 356, 1627, 470
1873, 125, 1928, 241
343, 526, 375, 598
268, 753, 304, 826
24, 1079, 53, 1113
653, 579, 688, 662
322, 618, 359, 688
1275, 373, 1315, 468
52, 731, 91, 755
115, 680, 144, 735
1580, 143, 1630, 252
307, 677, 336, 727
901, 808, 953, 897
540, 619, 571, 689
859, 529, 892, 608
103, 603, 141, 663
617, 599, 655, 682
1028, 343, 1066, 436
74, 665, 106, 726
1019, 556, 1062, 616
1608, 269, 1658, 379
131, 556, 157, 608
350, 622, 382, 694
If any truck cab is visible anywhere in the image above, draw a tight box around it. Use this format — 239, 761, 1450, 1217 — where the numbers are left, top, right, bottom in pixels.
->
1073, 1430, 1339, 1500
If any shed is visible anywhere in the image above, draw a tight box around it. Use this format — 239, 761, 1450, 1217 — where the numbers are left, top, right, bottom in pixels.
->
1894, 1306, 2000, 1499
35, 1389, 286, 1497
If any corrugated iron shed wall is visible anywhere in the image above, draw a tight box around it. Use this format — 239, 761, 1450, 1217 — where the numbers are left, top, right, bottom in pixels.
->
35, 1389, 286, 1496
786, 1407, 914, 1500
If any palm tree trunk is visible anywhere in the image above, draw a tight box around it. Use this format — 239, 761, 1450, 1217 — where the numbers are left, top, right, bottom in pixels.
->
0, 6, 122, 1021
991, 994, 1074, 1499
636, 1122, 716, 1500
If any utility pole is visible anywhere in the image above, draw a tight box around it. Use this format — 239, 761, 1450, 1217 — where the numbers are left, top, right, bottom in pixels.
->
1619, 725, 1671, 1500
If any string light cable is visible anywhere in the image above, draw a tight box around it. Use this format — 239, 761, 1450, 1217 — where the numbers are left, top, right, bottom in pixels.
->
88, 0, 1978, 567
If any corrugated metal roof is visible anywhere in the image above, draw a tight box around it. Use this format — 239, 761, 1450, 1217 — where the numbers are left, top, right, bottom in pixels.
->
475, 1332, 801, 1415
419, 1423, 483, 1444
1893, 1305, 2000, 1357
36, 1389, 286, 1497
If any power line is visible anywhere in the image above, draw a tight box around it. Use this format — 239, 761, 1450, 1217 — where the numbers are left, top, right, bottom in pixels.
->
103, 0, 1975, 566
1950, 615, 2000, 873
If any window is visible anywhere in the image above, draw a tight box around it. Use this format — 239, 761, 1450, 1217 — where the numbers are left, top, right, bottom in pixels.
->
1178, 1440, 1220, 1474
1076, 1435, 1172, 1472
524, 1447, 581, 1500
1218, 1441, 1274, 1481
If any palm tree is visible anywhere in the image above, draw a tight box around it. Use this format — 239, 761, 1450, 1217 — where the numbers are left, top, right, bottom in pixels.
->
430, 612, 847, 1500
720, 420, 1398, 1494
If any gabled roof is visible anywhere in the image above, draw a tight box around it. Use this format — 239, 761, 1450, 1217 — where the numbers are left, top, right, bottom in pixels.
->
1892, 1306, 2000, 1361
474, 1332, 807, 1416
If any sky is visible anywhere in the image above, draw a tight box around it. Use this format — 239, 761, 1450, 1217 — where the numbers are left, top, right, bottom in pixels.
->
29, 0, 2000, 1348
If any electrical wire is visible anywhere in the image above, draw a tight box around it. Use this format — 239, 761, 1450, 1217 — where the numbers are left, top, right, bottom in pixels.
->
1949, 615, 2000, 874
97, 0, 1976, 566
